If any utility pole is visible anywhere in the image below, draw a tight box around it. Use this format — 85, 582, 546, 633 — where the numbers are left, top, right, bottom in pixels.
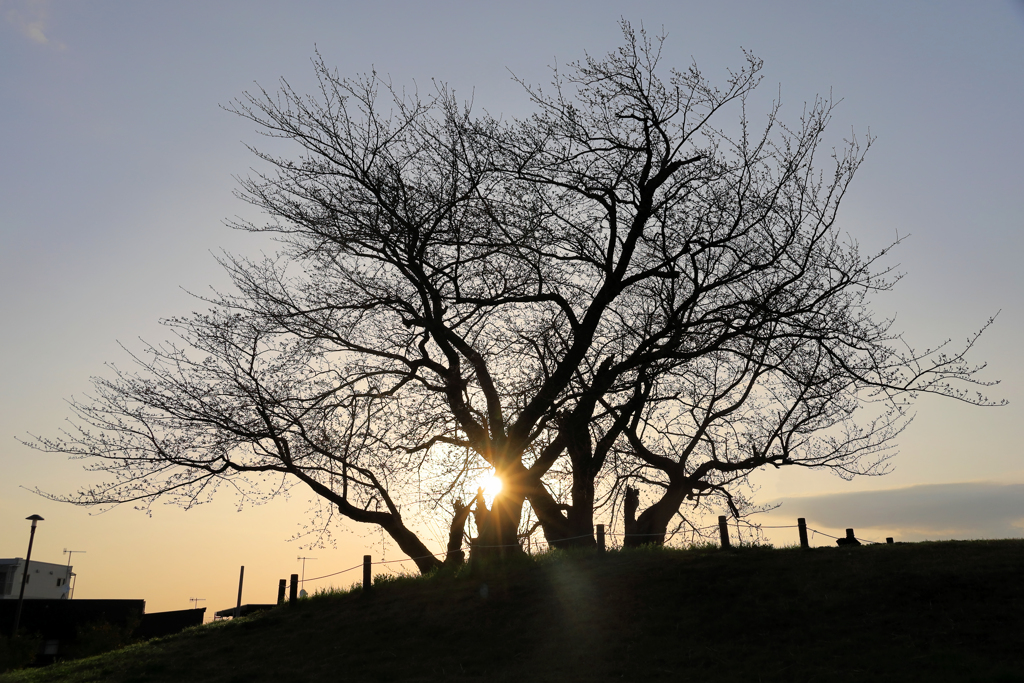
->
297, 556, 317, 595
11, 515, 44, 636
63, 548, 86, 599
234, 566, 244, 619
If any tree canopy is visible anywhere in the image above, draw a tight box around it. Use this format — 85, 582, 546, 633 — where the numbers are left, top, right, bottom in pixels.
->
33, 25, 1002, 571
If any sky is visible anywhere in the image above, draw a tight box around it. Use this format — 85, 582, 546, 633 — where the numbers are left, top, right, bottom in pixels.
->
1, 0, 1022, 616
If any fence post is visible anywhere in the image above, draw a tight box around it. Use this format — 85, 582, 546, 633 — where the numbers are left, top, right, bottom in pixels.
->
363, 555, 372, 594
288, 574, 298, 605
797, 518, 809, 549
718, 515, 731, 549
277, 579, 286, 605
596, 524, 605, 553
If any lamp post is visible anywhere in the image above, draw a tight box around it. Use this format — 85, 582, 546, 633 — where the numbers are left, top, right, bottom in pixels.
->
11, 515, 44, 636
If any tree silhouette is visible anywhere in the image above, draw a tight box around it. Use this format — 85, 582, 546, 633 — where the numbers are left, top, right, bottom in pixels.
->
32, 24, 1002, 567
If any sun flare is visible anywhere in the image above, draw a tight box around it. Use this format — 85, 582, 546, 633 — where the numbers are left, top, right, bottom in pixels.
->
478, 473, 503, 504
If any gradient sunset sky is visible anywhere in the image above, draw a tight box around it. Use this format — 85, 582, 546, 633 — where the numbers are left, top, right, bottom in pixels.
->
2, 0, 1022, 615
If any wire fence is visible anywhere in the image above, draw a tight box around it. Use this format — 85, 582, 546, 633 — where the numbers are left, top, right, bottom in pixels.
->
295, 519, 885, 586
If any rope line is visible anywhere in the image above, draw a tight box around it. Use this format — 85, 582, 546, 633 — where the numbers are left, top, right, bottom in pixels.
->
604, 528, 722, 536
304, 547, 467, 582
299, 522, 886, 583
805, 527, 883, 545
301, 563, 364, 583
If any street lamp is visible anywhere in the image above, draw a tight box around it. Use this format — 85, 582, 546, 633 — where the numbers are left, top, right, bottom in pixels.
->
11, 515, 43, 636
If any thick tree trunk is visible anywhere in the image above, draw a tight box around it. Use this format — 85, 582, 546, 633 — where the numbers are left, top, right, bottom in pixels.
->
623, 502, 669, 547
561, 475, 597, 549
513, 459, 579, 551
557, 409, 604, 549
443, 499, 472, 567
623, 487, 644, 545
470, 488, 526, 563
622, 482, 691, 548
526, 486, 573, 548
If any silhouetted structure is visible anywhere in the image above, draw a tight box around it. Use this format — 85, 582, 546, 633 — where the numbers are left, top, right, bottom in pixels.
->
1, 599, 144, 660
836, 529, 862, 546
136, 607, 206, 639
213, 604, 274, 620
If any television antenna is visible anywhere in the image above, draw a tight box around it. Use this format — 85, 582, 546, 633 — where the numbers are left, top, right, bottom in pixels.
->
189, 597, 205, 609
297, 556, 318, 591
63, 548, 85, 599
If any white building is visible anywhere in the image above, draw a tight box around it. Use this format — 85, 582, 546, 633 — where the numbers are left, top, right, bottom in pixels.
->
0, 559, 73, 600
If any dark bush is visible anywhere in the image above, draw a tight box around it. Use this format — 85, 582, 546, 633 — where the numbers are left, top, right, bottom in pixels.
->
0, 633, 42, 673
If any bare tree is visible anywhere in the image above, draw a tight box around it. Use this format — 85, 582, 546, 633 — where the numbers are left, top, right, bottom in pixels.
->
31, 24, 1002, 567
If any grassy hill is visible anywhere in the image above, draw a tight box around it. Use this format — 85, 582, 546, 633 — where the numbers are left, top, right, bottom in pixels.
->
3, 540, 1024, 682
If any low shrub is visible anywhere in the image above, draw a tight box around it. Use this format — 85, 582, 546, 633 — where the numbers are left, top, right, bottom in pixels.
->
0, 634, 41, 673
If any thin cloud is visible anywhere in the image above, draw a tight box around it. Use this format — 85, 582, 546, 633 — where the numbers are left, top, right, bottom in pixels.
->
3, 0, 62, 47
772, 482, 1024, 539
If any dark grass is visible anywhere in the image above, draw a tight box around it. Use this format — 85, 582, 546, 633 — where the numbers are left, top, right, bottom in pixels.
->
3, 540, 1024, 682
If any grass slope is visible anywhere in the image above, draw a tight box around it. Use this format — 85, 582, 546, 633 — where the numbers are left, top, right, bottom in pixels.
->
3, 540, 1023, 682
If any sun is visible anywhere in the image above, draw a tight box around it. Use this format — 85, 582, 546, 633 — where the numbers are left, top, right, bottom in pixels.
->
478, 473, 503, 504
